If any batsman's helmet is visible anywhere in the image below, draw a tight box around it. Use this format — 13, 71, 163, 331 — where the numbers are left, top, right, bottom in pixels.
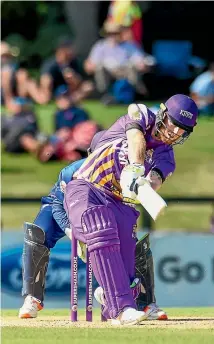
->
155, 94, 198, 145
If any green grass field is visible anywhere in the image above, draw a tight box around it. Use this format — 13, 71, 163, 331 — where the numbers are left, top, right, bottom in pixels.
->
2, 308, 214, 344
1, 101, 214, 230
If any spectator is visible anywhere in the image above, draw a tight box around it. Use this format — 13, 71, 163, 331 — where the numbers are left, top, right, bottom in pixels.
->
107, 0, 143, 46
119, 24, 156, 96
84, 20, 153, 104
37, 121, 100, 163
36, 85, 100, 163
28, 37, 93, 104
1, 97, 46, 154
53, 85, 89, 131
84, 21, 123, 93
1, 42, 31, 111
190, 62, 214, 115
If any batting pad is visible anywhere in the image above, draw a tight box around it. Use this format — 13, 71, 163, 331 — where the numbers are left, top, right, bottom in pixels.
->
90, 246, 136, 318
82, 205, 136, 318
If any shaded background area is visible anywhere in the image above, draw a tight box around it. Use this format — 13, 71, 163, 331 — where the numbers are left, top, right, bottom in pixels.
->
2, 1, 214, 67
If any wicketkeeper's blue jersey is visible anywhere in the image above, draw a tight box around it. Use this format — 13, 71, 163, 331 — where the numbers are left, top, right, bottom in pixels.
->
41, 159, 85, 231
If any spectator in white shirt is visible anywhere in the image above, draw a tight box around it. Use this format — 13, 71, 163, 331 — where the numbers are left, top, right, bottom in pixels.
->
84, 21, 152, 97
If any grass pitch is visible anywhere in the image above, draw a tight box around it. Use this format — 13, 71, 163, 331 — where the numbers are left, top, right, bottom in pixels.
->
1, 308, 214, 344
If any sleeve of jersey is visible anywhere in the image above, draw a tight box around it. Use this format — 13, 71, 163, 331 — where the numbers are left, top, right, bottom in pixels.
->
125, 104, 151, 134
52, 159, 85, 231
152, 150, 176, 182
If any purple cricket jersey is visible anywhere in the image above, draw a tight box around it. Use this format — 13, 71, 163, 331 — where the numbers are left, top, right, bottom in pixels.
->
74, 104, 175, 202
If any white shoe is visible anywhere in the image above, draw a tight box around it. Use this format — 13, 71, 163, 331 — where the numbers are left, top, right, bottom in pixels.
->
19, 295, 43, 319
95, 286, 152, 325
144, 303, 168, 320
112, 307, 148, 326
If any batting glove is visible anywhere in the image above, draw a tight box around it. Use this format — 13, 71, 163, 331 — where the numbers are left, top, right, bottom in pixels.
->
120, 163, 147, 201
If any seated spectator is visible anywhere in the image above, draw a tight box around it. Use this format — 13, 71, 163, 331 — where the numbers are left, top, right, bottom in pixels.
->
1, 97, 46, 154
1, 94, 99, 164
54, 85, 89, 131
36, 86, 100, 163
28, 37, 93, 104
84, 21, 153, 104
120, 25, 156, 68
106, 0, 143, 46
37, 121, 100, 163
1, 42, 32, 111
190, 62, 214, 115
119, 24, 156, 96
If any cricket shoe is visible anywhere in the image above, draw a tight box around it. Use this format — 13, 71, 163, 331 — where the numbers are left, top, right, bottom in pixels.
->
112, 308, 148, 326
19, 295, 43, 319
94, 287, 152, 325
143, 303, 168, 320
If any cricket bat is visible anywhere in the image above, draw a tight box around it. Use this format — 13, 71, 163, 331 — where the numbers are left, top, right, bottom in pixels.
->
137, 183, 167, 221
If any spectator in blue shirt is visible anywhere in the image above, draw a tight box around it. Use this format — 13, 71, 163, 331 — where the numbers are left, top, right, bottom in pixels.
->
54, 85, 89, 131
190, 62, 214, 116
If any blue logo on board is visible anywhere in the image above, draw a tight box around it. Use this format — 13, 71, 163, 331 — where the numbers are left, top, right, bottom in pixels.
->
1, 242, 98, 298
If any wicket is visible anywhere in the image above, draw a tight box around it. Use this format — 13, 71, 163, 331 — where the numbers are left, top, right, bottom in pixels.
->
71, 232, 93, 322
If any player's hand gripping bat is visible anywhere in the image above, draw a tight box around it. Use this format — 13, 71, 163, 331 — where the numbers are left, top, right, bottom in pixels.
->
120, 164, 167, 220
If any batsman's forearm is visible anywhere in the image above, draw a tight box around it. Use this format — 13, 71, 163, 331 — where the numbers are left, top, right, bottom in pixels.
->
127, 129, 146, 164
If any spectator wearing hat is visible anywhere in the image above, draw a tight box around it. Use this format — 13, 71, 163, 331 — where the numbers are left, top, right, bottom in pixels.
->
84, 20, 154, 103
28, 37, 93, 104
84, 21, 125, 94
1, 41, 31, 110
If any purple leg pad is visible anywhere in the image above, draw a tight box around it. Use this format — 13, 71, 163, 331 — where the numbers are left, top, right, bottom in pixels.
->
82, 206, 136, 319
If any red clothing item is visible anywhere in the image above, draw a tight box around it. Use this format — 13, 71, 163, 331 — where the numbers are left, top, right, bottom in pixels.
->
132, 18, 143, 46
38, 121, 99, 162
107, 0, 143, 44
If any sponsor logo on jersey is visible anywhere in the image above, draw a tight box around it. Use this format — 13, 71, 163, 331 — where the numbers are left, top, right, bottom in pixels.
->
131, 111, 142, 121
128, 104, 142, 120
145, 149, 154, 164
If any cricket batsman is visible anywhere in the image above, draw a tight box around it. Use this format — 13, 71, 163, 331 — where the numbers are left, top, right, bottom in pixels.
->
19, 94, 198, 325
63, 94, 198, 325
